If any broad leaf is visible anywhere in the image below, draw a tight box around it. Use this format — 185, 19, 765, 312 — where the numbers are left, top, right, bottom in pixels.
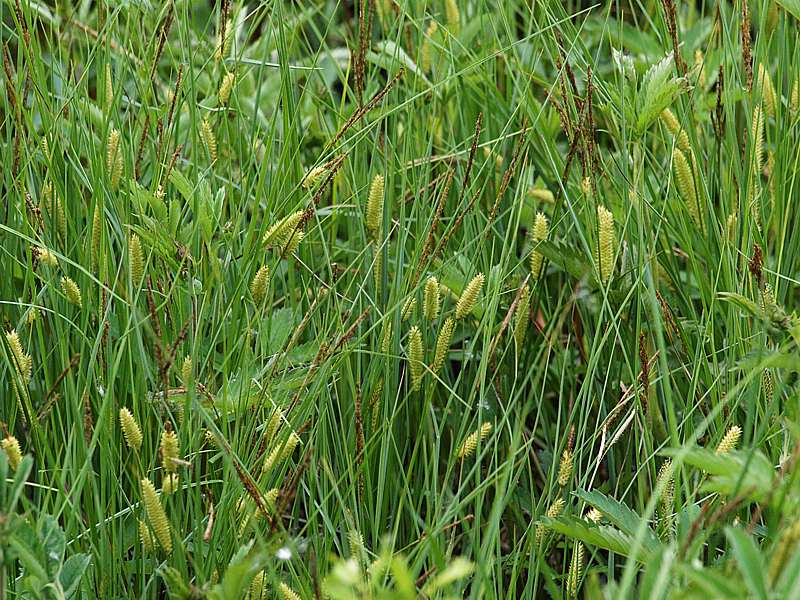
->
542, 517, 655, 561
575, 489, 659, 548
725, 527, 768, 600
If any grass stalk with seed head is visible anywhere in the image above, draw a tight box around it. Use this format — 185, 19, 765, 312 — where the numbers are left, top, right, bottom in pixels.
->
106, 129, 123, 190
141, 478, 172, 554
716, 425, 741, 454
251, 266, 270, 305
366, 174, 385, 239
62, 276, 83, 307
119, 408, 143, 452
456, 273, 484, 320
161, 428, 179, 473
530, 212, 549, 279
201, 118, 217, 162
595, 206, 615, 284
1, 436, 22, 470
458, 422, 492, 459
513, 284, 530, 350
673, 148, 702, 226
408, 326, 424, 391
423, 276, 441, 321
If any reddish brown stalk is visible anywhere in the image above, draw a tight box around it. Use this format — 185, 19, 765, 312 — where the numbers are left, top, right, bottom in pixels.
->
218, 0, 230, 60
461, 112, 483, 190
164, 144, 184, 185
203, 501, 215, 542
271, 446, 312, 532
355, 385, 365, 496
585, 65, 598, 184
486, 135, 527, 227
485, 275, 532, 377
39, 353, 81, 416
328, 69, 404, 148
167, 65, 183, 131
412, 167, 455, 288
713, 65, 725, 141
749, 243, 763, 286
82, 390, 94, 445
149, 2, 175, 86
661, 0, 685, 76
134, 114, 150, 181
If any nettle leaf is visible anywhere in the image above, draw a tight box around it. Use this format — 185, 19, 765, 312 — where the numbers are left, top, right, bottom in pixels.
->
635, 52, 690, 136
536, 239, 591, 281
39, 515, 66, 577
677, 562, 747, 598
777, 0, 800, 21
663, 448, 775, 501
207, 541, 265, 600
718, 292, 760, 317
639, 544, 676, 600
542, 516, 655, 562
59, 554, 91, 599
574, 489, 660, 548
725, 527, 768, 600
159, 566, 193, 600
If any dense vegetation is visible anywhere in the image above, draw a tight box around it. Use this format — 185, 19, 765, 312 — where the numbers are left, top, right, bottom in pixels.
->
3, 0, 800, 597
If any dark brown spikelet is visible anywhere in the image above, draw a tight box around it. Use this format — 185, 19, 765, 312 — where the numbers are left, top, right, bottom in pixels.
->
328, 69, 404, 148
639, 332, 650, 398
741, 0, 752, 91
462, 112, 483, 190
149, 3, 175, 86
713, 66, 725, 140
661, 0, 685, 75
354, 386, 365, 497
134, 114, 150, 180
82, 390, 94, 445
749, 243, 763, 286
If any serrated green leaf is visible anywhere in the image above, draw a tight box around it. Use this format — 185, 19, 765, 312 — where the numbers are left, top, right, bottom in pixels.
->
717, 292, 760, 316
725, 527, 767, 600
40, 515, 66, 577
575, 489, 659, 548
60, 554, 90, 599
542, 517, 654, 562
159, 566, 193, 600
636, 52, 690, 135
169, 169, 195, 204
777, 0, 800, 21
